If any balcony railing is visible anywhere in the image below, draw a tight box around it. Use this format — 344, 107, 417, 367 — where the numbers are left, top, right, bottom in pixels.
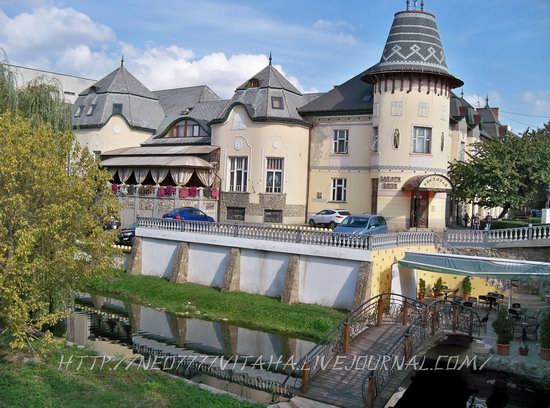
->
111, 184, 219, 200
136, 217, 436, 251
444, 224, 550, 246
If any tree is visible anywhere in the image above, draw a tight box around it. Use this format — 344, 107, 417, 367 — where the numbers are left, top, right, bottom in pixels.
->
448, 125, 550, 218
0, 62, 118, 347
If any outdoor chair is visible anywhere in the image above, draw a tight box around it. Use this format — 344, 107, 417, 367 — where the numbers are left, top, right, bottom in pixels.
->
478, 295, 488, 309
468, 297, 477, 307
508, 308, 522, 320
525, 323, 540, 342
525, 310, 541, 323
480, 313, 489, 334
463, 301, 474, 308
512, 303, 521, 309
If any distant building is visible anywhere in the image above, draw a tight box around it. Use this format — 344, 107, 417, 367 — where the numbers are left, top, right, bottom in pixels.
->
7, 64, 96, 104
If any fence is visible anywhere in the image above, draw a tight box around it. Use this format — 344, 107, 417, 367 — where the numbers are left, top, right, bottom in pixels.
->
444, 224, 550, 246
137, 217, 436, 251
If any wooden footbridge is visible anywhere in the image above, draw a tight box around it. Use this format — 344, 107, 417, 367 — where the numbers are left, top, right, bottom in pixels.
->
281, 293, 482, 408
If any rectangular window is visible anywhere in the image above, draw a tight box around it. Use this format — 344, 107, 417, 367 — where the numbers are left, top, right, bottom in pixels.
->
391, 101, 402, 116
440, 104, 447, 121
331, 178, 347, 202
373, 103, 379, 117
229, 157, 248, 192
459, 141, 466, 161
264, 209, 283, 223
371, 179, 379, 213
266, 157, 284, 193
112, 103, 123, 114
372, 126, 379, 152
333, 129, 349, 154
227, 207, 246, 221
188, 124, 200, 137
412, 127, 432, 153
86, 104, 96, 116
271, 96, 284, 109
418, 102, 429, 117
74, 105, 84, 117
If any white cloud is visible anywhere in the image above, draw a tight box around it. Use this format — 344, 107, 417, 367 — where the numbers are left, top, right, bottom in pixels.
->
520, 90, 550, 115
464, 91, 501, 108
313, 19, 354, 31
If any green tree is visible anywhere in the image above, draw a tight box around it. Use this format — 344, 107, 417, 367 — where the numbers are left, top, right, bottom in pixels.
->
0, 62, 118, 347
449, 125, 550, 218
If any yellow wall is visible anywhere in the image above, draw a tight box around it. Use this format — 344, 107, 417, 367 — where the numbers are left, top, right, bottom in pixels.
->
417, 271, 498, 298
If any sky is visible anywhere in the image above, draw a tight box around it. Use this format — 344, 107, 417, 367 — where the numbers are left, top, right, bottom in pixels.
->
0, 0, 549, 133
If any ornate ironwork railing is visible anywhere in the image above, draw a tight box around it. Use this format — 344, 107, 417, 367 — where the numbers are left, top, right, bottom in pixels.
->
362, 299, 482, 408
444, 224, 550, 247
137, 217, 436, 251
280, 293, 427, 392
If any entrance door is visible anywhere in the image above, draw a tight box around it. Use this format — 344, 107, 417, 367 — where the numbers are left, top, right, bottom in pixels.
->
411, 191, 430, 228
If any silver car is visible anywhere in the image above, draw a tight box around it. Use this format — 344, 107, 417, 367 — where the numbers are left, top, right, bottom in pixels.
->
308, 209, 351, 229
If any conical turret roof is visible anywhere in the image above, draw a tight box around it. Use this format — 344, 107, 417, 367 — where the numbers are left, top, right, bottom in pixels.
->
364, 8, 462, 88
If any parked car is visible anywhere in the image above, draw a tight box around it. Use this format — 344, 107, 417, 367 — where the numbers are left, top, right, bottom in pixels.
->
531, 209, 542, 218
308, 209, 351, 228
116, 223, 137, 246
333, 214, 388, 235
103, 218, 121, 230
162, 207, 215, 222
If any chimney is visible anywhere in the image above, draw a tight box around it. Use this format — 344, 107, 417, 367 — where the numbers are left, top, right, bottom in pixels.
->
491, 108, 499, 120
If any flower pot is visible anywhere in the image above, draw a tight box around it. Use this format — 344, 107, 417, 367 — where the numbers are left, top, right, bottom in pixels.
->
519, 347, 529, 356
463, 293, 471, 301
541, 347, 550, 361
417, 292, 425, 300
496, 343, 510, 356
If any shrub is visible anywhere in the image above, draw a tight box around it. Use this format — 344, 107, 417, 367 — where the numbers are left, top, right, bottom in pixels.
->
462, 276, 472, 294
541, 311, 550, 349
179, 187, 189, 199
492, 307, 513, 344
165, 185, 176, 196
188, 186, 198, 198
418, 278, 426, 293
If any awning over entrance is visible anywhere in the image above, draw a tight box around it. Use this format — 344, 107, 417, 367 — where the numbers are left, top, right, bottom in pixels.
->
402, 174, 453, 192
399, 251, 550, 280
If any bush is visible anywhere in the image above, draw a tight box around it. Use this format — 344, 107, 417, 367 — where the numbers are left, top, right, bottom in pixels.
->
418, 278, 426, 293
541, 311, 550, 349
481, 218, 541, 230
492, 307, 513, 344
462, 276, 472, 294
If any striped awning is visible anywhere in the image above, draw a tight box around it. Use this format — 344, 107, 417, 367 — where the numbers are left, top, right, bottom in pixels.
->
100, 155, 213, 169
399, 251, 550, 280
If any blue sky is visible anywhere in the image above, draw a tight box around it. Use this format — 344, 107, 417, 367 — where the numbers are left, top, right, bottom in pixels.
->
1, 0, 549, 132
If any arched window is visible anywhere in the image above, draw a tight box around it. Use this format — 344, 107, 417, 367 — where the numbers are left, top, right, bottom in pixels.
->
169, 120, 204, 138
249, 78, 259, 88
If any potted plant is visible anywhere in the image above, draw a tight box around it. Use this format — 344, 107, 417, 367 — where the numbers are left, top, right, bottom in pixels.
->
462, 276, 472, 300
518, 342, 529, 356
417, 278, 426, 300
433, 277, 444, 298
540, 311, 550, 360
492, 307, 513, 356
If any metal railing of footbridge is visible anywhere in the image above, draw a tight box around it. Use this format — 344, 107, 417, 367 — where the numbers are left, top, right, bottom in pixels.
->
362, 299, 482, 408
280, 293, 428, 392
136, 217, 436, 251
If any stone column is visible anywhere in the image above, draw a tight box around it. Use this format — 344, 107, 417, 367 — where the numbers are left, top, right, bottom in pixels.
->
352, 262, 373, 309
222, 248, 241, 292
170, 242, 189, 284
127, 237, 142, 276
167, 313, 187, 347
281, 255, 300, 304
221, 324, 239, 356
125, 303, 141, 333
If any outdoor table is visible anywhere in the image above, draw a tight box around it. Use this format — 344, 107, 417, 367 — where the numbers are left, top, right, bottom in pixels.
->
441, 288, 454, 300
486, 296, 497, 310
513, 321, 536, 342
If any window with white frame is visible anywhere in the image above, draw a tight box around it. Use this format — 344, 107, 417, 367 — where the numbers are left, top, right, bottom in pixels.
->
266, 157, 284, 193
333, 129, 349, 154
372, 126, 379, 152
373, 103, 379, 117
391, 101, 403, 116
229, 157, 248, 192
418, 102, 429, 117
86, 104, 96, 116
331, 178, 347, 202
440, 104, 447, 121
412, 127, 432, 153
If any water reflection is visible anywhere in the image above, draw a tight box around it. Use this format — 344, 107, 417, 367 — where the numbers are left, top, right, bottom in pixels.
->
65, 294, 315, 403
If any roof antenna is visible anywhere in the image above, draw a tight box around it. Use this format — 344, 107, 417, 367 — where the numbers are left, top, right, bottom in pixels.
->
461, 88, 464, 99
421, 0, 424, 11
269, 51, 272, 66
121, 55, 124, 67
406, 0, 410, 10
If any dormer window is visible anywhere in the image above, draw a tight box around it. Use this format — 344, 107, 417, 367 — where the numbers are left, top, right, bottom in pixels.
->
248, 78, 259, 88
86, 104, 96, 116
74, 105, 84, 117
89, 86, 97, 94
170, 119, 203, 138
271, 96, 284, 110
112, 103, 123, 114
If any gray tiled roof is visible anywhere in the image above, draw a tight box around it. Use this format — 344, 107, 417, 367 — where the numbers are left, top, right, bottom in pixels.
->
364, 10, 462, 87
477, 102, 504, 138
79, 66, 157, 99
299, 71, 373, 115
153, 86, 221, 115
216, 64, 315, 125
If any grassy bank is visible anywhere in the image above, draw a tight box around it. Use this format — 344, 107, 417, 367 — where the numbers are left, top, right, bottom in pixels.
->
89, 274, 346, 341
0, 336, 259, 408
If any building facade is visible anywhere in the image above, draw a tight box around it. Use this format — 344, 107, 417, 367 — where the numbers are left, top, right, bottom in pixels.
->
65, 3, 508, 229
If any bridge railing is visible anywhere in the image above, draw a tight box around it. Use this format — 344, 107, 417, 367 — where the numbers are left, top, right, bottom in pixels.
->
444, 223, 550, 246
280, 293, 427, 392
362, 299, 482, 408
137, 217, 436, 251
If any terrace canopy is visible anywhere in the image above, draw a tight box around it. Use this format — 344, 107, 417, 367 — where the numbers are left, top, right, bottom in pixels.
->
399, 251, 550, 280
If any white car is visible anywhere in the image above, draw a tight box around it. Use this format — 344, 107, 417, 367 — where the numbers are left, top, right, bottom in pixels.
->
308, 209, 351, 229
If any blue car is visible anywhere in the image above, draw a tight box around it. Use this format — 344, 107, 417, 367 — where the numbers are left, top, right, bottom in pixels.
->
333, 214, 388, 235
162, 207, 215, 222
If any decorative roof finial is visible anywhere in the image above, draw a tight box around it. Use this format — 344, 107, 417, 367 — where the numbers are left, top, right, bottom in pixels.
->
461, 88, 464, 99
121, 55, 124, 67
413, 0, 418, 10
269, 51, 272, 66
485, 94, 489, 107
421, 0, 424, 11
406, 0, 410, 10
